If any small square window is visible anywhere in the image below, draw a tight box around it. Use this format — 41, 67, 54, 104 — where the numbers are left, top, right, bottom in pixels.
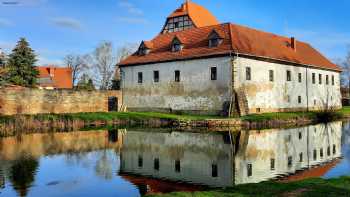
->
153, 70, 159, 83
138, 72, 143, 84
327, 146, 331, 156
175, 160, 181, 173
138, 155, 143, 168
313, 149, 317, 160
269, 70, 274, 82
288, 156, 293, 167
175, 70, 180, 82
154, 158, 160, 171
246, 67, 251, 80
211, 67, 217, 80
286, 70, 291, 81
270, 158, 275, 170
247, 163, 252, 177
212, 164, 218, 177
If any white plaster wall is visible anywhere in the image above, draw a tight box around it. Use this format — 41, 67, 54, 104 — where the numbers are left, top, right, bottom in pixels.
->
121, 57, 232, 113
235, 57, 342, 112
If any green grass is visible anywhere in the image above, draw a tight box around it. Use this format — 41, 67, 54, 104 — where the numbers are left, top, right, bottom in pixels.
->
1, 107, 350, 124
147, 177, 350, 197
0, 111, 223, 123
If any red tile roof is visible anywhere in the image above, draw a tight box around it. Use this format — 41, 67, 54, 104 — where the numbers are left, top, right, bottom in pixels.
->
119, 23, 341, 72
168, 1, 219, 28
36, 66, 73, 89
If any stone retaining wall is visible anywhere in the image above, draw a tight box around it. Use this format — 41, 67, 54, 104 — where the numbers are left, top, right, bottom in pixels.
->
0, 88, 122, 115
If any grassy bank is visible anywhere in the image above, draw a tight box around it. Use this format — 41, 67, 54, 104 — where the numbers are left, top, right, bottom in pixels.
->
148, 177, 350, 197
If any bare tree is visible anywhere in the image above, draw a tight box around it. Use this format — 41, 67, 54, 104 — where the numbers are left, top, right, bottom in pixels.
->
87, 42, 137, 90
341, 48, 350, 90
64, 54, 87, 86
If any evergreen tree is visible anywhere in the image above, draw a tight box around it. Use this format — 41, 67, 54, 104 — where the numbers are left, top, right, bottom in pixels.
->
7, 38, 38, 87
76, 74, 95, 91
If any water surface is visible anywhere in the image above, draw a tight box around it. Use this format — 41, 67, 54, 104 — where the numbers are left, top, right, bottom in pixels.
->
0, 121, 349, 197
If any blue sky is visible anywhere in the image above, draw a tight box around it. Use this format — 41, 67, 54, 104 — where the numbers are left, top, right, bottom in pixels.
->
0, 0, 349, 65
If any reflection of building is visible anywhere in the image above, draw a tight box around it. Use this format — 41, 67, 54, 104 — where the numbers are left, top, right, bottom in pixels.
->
235, 122, 342, 184
119, 122, 342, 192
0, 167, 4, 190
120, 131, 234, 187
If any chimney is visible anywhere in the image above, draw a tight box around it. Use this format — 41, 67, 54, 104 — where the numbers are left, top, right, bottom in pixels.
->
291, 37, 296, 51
49, 67, 55, 77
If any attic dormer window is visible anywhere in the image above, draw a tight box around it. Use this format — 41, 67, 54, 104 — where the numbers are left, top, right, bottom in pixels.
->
208, 30, 223, 48
171, 37, 183, 52
137, 41, 152, 56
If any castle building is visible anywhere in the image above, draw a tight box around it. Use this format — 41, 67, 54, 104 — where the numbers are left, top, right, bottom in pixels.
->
118, 1, 342, 115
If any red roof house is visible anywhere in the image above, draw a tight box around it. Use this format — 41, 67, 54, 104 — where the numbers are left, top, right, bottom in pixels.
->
36, 66, 73, 89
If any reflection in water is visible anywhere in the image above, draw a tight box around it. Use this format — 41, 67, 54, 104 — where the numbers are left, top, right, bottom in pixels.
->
119, 121, 343, 192
8, 155, 39, 197
0, 122, 348, 196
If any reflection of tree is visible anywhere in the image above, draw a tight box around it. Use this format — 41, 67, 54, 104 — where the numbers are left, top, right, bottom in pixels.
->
8, 155, 39, 197
95, 151, 113, 180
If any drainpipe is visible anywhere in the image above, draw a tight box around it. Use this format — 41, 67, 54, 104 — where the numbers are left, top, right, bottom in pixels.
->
306, 66, 309, 112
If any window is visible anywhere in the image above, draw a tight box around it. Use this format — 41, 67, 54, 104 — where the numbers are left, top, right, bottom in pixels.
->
299, 153, 303, 162
175, 160, 181, 173
298, 96, 302, 104
247, 163, 252, 177
212, 164, 218, 177
175, 70, 180, 82
327, 146, 331, 156
286, 70, 291, 81
246, 67, 251, 80
269, 70, 274, 82
332, 75, 335, 85
333, 144, 336, 154
153, 70, 159, 83
288, 156, 293, 167
287, 95, 291, 103
270, 159, 275, 170
326, 75, 329, 85
312, 73, 316, 84
154, 158, 160, 171
171, 37, 183, 52
172, 43, 182, 52
298, 73, 302, 83
138, 72, 143, 84
208, 30, 223, 48
211, 67, 217, 80
319, 74, 322, 84
320, 148, 324, 158
313, 149, 317, 160
299, 132, 302, 140
138, 155, 143, 168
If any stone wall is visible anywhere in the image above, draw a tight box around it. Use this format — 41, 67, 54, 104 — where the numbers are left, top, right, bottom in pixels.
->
0, 88, 122, 115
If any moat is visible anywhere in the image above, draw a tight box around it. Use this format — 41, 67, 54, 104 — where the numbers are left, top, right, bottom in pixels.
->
0, 121, 349, 197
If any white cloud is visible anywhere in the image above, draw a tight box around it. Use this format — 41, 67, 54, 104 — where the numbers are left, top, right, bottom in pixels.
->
0, 18, 12, 27
118, 0, 143, 16
50, 17, 82, 31
116, 16, 149, 25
